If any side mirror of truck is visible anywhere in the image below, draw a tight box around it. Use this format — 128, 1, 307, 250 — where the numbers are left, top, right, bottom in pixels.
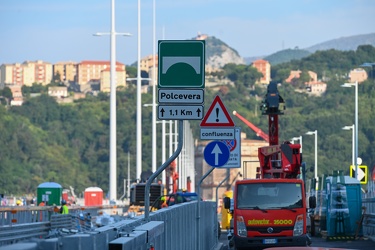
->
309, 196, 316, 209
223, 197, 231, 209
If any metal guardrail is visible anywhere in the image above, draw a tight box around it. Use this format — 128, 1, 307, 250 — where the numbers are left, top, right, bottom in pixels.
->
0, 204, 126, 226
0, 221, 49, 245
0, 204, 126, 246
0, 201, 219, 250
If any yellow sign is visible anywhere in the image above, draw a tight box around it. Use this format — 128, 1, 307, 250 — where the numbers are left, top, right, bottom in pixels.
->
349, 165, 367, 184
247, 219, 293, 225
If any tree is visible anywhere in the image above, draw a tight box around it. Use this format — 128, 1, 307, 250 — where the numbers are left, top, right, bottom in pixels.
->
0, 87, 12, 105
53, 71, 62, 83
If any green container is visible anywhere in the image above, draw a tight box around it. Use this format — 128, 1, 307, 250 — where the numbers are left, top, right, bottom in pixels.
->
37, 182, 62, 206
326, 175, 362, 238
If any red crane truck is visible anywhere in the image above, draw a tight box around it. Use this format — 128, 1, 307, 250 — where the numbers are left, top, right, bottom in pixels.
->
224, 82, 316, 249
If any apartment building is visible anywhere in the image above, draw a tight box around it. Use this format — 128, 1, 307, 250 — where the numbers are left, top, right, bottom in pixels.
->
252, 59, 271, 85
0, 60, 52, 86
140, 55, 158, 86
54, 61, 77, 82
100, 67, 126, 92
24, 60, 53, 86
76, 60, 126, 86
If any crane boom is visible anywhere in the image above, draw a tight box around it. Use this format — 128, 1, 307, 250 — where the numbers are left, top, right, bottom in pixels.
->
232, 111, 269, 142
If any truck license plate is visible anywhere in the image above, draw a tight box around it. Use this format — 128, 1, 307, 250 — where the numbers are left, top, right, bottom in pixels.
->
263, 239, 277, 244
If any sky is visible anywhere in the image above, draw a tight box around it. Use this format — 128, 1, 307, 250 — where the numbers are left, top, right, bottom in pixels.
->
1, 0, 375, 66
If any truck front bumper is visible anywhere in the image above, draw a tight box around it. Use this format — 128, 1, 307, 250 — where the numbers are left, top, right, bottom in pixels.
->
233, 234, 308, 249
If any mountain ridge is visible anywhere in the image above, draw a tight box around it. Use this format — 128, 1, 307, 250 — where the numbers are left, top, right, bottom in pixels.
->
239, 32, 375, 65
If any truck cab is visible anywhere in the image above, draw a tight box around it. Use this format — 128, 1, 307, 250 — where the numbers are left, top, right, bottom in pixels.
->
224, 178, 316, 249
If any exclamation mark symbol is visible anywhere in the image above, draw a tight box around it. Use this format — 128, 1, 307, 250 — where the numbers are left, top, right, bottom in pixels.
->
216, 108, 219, 122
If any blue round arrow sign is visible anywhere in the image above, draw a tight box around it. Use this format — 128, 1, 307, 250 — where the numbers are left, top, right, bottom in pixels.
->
203, 141, 230, 167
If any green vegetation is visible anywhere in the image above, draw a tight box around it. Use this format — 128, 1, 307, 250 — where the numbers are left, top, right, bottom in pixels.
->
1, 46, 375, 196
265, 48, 311, 65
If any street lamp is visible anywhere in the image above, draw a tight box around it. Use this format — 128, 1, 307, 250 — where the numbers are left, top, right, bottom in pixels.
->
342, 125, 355, 174
306, 130, 318, 180
144, 102, 159, 174
341, 81, 358, 180
94, 0, 131, 202
136, 0, 142, 184
291, 136, 302, 153
152, 0, 157, 179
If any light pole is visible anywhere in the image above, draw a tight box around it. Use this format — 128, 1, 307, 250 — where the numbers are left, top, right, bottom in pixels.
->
291, 136, 302, 153
136, 0, 142, 183
127, 76, 151, 182
342, 125, 355, 174
306, 130, 318, 180
152, 0, 157, 176
144, 102, 158, 173
94, 0, 131, 202
341, 81, 358, 180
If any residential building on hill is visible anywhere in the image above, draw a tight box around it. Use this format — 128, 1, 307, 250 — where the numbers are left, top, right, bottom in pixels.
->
285, 70, 317, 83
252, 59, 271, 85
305, 81, 327, 96
140, 54, 158, 86
349, 68, 368, 83
53, 61, 77, 82
0, 60, 52, 86
48, 86, 68, 99
76, 60, 126, 86
100, 67, 126, 92
8, 85, 23, 106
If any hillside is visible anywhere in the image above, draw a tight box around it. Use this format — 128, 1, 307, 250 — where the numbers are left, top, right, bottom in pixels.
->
264, 49, 311, 65
1, 43, 375, 197
192, 34, 246, 69
305, 33, 375, 53
245, 32, 375, 65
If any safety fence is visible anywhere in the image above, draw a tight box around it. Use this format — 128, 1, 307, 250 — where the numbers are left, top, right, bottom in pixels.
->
0, 204, 125, 246
0, 201, 219, 250
362, 197, 375, 237
0, 204, 125, 226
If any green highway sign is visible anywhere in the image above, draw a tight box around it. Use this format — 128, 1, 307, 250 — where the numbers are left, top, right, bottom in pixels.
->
158, 40, 205, 88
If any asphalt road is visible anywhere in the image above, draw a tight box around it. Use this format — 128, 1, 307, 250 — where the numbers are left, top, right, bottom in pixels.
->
218, 231, 375, 250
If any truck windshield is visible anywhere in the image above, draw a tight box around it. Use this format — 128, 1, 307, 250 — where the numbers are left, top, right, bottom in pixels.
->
236, 183, 303, 209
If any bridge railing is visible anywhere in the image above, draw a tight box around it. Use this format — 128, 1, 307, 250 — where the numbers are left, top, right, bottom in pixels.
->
0, 201, 219, 250
0, 204, 125, 225
0, 204, 126, 246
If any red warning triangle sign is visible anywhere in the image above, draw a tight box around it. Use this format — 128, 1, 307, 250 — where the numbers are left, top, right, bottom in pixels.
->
200, 96, 235, 127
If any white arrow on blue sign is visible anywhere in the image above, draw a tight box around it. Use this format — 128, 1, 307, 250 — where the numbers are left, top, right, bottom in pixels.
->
204, 141, 230, 167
